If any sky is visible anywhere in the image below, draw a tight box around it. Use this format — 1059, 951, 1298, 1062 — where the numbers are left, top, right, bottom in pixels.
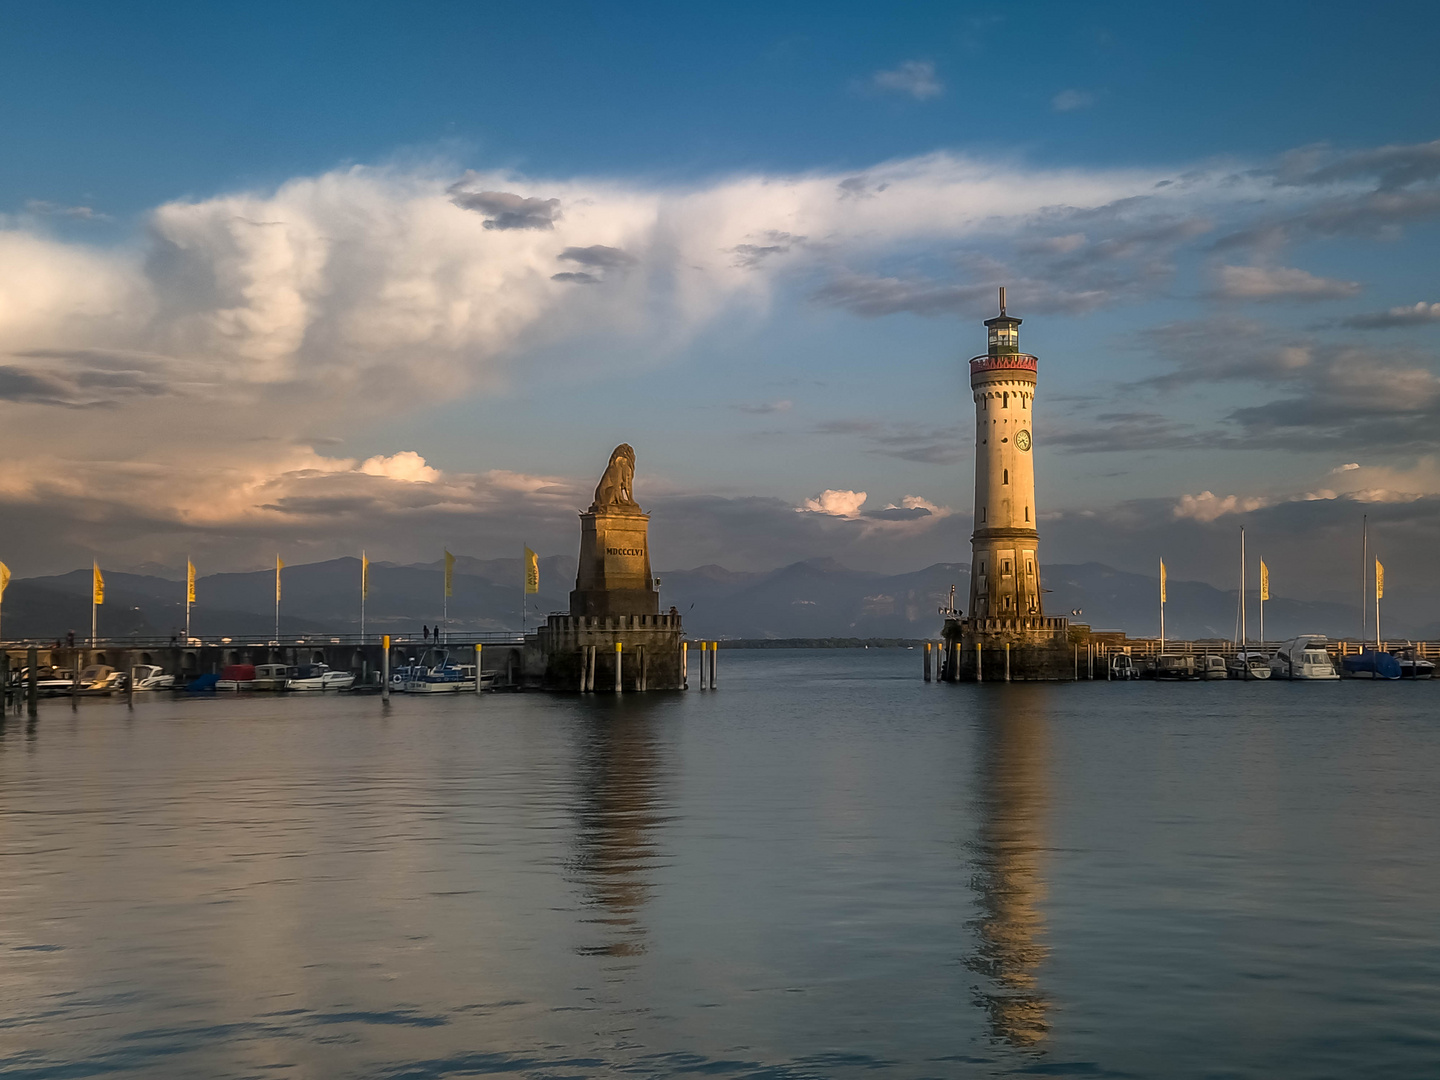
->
2, 0, 1439, 604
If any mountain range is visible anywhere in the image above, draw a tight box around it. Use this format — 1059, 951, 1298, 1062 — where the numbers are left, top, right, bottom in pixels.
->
0, 556, 1408, 642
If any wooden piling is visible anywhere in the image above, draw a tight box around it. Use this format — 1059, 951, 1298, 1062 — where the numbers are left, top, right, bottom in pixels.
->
639, 645, 647, 692
126, 651, 134, 709
475, 644, 483, 693
923, 642, 932, 681
681, 641, 688, 689
1005, 642, 1011, 682
614, 641, 623, 693
698, 641, 707, 689
381, 635, 391, 701
710, 642, 718, 688
976, 642, 983, 683
27, 645, 38, 717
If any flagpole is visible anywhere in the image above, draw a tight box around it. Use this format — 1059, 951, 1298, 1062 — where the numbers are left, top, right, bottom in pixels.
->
360, 551, 366, 644
1259, 560, 1265, 646
1375, 559, 1381, 652
1159, 557, 1165, 655
1361, 514, 1368, 642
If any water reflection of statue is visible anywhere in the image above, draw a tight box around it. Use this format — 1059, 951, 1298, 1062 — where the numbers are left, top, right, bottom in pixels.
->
570, 709, 665, 959
966, 692, 1052, 1047
591, 444, 639, 511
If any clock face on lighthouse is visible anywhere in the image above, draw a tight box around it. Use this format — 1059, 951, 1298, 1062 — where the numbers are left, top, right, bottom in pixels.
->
1015, 429, 1032, 451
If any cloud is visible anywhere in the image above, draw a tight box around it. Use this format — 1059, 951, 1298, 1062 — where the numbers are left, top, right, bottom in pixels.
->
733, 399, 793, 415
359, 450, 440, 483
799, 489, 867, 517
1339, 301, 1440, 328
1173, 490, 1276, 522
551, 271, 600, 284
1214, 264, 1362, 301
730, 231, 806, 268
557, 244, 637, 268
1280, 139, 1440, 190
1052, 89, 1094, 112
1333, 462, 1361, 472
25, 200, 105, 221
446, 181, 562, 230
869, 60, 943, 100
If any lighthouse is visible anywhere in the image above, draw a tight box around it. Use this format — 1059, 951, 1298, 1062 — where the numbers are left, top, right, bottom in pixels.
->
968, 287, 1042, 620
940, 288, 1076, 681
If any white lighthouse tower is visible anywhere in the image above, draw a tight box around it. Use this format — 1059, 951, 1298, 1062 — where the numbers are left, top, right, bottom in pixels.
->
968, 287, 1043, 621
940, 288, 1073, 680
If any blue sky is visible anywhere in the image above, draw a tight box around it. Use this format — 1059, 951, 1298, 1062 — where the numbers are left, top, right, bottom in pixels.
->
1, 0, 1439, 602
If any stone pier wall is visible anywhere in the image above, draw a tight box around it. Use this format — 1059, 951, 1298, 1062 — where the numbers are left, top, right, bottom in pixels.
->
532, 612, 685, 691
940, 615, 1086, 682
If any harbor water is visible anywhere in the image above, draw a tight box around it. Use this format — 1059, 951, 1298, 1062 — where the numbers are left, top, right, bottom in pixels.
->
1, 649, 1437, 1078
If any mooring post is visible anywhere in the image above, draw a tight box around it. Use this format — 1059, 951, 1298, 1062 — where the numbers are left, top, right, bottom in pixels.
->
976, 642, 983, 683
681, 641, 688, 690
1074, 645, 1079, 680
474, 644, 483, 693
710, 642, 718, 688
639, 645, 647, 692
27, 645, 39, 718
382, 636, 391, 701
588, 644, 596, 692
126, 651, 134, 709
1088, 643, 1094, 680
697, 641, 707, 689
1005, 642, 1011, 682
614, 641, 623, 693
923, 642, 932, 681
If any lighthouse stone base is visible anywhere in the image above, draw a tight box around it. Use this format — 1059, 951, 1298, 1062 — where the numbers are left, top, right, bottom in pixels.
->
941, 615, 1085, 681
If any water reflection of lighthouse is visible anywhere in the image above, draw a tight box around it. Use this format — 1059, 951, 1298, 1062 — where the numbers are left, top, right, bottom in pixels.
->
966, 692, 1052, 1046
570, 709, 667, 960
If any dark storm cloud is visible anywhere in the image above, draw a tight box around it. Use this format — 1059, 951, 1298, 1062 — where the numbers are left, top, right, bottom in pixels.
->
1214, 188, 1440, 250
446, 183, 561, 230
557, 245, 638, 268
551, 271, 600, 285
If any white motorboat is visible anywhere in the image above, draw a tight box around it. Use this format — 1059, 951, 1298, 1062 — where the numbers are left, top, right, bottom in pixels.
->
1108, 654, 1141, 680
1269, 636, 1339, 680
405, 662, 480, 693
76, 665, 123, 695
1226, 652, 1272, 680
130, 665, 175, 691
1199, 654, 1229, 680
35, 669, 77, 696
251, 664, 292, 691
285, 664, 356, 691
1388, 646, 1435, 679
1154, 654, 1198, 680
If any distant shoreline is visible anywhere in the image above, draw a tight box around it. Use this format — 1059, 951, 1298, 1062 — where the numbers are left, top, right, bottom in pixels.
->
714, 638, 926, 650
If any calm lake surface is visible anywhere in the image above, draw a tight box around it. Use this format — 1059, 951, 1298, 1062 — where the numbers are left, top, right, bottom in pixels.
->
1, 649, 1437, 1079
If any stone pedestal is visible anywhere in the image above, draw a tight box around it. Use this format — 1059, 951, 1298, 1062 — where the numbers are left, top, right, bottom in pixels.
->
569, 508, 659, 617
941, 615, 1082, 681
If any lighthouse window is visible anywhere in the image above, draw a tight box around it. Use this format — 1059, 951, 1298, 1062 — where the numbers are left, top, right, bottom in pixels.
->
980, 507, 986, 523
1003, 392, 1009, 408
1025, 506, 1029, 521
1027, 560, 1034, 575
1003, 469, 1009, 485
1004, 560, 1011, 574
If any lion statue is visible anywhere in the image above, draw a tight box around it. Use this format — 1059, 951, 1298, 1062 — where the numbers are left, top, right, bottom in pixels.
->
591, 443, 639, 510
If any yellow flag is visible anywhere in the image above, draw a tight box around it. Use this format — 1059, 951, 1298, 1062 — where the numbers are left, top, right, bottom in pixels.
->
444, 549, 455, 598
93, 562, 105, 605
276, 555, 284, 604
1259, 560, 1269, 602
1375, 558, 1384, 600
187, 560, 197, 604
0, 561, 10, 601
361, 551, 370, 599
524, 546, 539, 594
1159, 558, 1167, 604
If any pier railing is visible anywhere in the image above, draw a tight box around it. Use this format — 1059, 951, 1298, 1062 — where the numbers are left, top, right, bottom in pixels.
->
1, 631, 526, 651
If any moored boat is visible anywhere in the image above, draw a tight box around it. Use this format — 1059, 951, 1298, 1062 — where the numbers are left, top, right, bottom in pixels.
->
1269, 637, 1339, 680
1199, 654, 1228, 680
1227, 652, 1273, 680
216, 663, 257, 691
250, 663, 292, 691
1154, 654, 1198, 680
130, 665, 175, 691
285, 664, 355, 691
1388, 646, 1435, 679
1341, 650, 1402, 680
